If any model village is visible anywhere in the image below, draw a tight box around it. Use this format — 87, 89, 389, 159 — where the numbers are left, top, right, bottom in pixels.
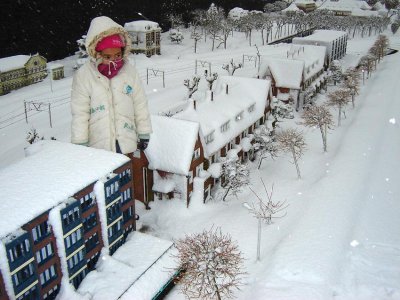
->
1, 11, 371, 299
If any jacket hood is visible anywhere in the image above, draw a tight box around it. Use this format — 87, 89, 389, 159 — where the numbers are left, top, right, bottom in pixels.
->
85, 16, 132, 60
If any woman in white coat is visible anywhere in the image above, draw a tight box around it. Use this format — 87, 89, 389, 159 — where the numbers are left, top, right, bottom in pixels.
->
71, 16, 152, 154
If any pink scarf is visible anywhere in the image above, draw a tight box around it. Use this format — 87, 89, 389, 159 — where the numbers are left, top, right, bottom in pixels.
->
98, 59, 124, 79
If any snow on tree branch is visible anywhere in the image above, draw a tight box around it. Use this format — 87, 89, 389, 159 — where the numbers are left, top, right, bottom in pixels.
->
222, 59, 243, 76
301, 105, 334, 152
326, 89, 351, 126
253, 125, 279, 169
184, 75, 201, 99
174, 227, 246, 300
220, 155, 250, 201
276, 128, 306, 179
247, 180, 288, 225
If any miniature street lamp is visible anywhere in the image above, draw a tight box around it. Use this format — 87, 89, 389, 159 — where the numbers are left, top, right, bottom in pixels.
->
243, 202, 262, 261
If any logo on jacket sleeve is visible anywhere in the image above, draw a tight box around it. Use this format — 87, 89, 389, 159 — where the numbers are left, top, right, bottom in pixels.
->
124, 84, 133, 95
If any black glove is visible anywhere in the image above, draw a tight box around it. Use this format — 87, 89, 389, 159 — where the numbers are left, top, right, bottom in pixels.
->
137, 139, 149, 151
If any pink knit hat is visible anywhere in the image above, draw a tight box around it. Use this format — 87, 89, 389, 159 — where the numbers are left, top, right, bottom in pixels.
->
95, 34, 125, 52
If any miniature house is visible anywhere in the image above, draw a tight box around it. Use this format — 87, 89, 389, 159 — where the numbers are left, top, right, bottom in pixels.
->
131, 76, 271, 207
0, 54, 47, 95
124, 20, 161, 57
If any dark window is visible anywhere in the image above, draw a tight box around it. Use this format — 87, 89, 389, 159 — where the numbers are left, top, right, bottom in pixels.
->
82, 213, 97, 233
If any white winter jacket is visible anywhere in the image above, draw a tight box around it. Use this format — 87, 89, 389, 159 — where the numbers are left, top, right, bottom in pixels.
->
71, 16, 152, 154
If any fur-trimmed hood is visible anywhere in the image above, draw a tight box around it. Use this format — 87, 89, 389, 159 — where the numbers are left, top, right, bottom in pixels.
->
85, 16, 132, 60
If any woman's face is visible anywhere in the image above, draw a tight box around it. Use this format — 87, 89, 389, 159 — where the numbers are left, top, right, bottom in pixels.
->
99, 47, 122, 63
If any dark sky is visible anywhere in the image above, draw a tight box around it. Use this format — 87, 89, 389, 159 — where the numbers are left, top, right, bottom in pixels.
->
0, 0, 267, 61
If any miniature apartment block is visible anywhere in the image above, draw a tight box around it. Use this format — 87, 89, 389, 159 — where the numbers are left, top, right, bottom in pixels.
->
0, 141, 135, 300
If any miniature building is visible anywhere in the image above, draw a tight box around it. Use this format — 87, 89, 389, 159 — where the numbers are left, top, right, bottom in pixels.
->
294, 0, 316, 12
132, 76, 271, 207
0, 54, 47, 95
292, 30, 348, 65
258, 43, 327, 110
47, 63, 64, 80
317, 0, 375, 16
124, 20, 161, 57
0, 141, 135, 300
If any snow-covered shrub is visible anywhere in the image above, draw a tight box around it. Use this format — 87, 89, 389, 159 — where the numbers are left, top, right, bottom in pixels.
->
169, 29, 184, 44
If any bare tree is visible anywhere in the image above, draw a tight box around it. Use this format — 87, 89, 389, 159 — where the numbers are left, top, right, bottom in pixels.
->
184, 75, 201, 98
276, 128, 307, 179
343, 67, 360, 108
174, 227, 245, 300
204, 70, 218, 91
220, 155, 250, 201
247, 180, 288, 224
190, 30, 202, 53
206, 3, 225, 51
301, 105, 334, 152
222, 59, 243, 76
326, 89, 351, 126
167, 13, 184, 30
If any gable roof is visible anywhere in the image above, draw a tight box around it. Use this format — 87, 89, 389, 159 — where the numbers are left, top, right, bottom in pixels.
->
264, 58, 304, 89
145, 115, 199, 176
0, 55, 32, 72
174, 76, 270, 157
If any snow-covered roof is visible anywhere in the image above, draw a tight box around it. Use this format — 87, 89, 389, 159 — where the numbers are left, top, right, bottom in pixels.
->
228, 7, 249, 19
283, 3, 302, 12
0, 141, 129, 239
145, 115, 199, 176
124, 20, 160, 32
75, 232, 178, 300
263, 58, 304, 89
299, 30, 347, 42
174, 76, 270, 158
0, 55, 31, 72
259, 43, 326, 84
318, 0, 372, 13
295, 0, 315, 4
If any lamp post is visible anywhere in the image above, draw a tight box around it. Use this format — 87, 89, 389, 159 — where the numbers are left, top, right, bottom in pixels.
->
243, 202, 262, 261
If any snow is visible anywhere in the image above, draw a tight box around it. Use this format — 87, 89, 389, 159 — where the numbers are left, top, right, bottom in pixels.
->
0, 23, 400, 299
282, 3, 302, 12
75, 232, 177, 300
0, 55, 31, 72
174, 75, 270, 158
0, 140, 129, 239
317, 0, 374, 14
145, 115, 199, 176
259, 43, 326, 83
124, 20, 160, 32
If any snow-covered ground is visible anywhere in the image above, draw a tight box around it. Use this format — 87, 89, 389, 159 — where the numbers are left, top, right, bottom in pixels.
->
1, 27, 400, 299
